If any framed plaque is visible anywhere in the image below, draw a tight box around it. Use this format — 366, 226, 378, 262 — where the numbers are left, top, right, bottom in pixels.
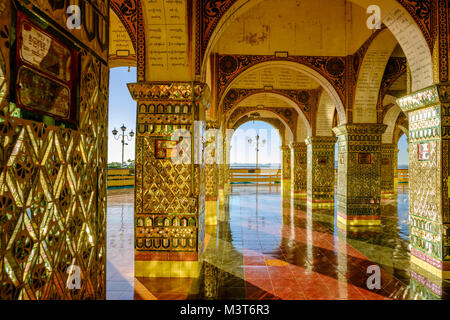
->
155, 139, 180, 159
15, 11, 79, 123
318, 156, 328, 165
418, 143, 431, 161
358, 153, 371, 164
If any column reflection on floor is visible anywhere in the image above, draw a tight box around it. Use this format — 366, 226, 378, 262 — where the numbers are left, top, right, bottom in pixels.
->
106, 184, 450, 300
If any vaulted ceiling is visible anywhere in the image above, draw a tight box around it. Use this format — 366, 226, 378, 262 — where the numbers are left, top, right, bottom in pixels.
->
214, 0, 371, 56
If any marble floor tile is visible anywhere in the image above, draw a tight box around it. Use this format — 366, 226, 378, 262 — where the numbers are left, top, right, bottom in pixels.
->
105, 185, 450, 300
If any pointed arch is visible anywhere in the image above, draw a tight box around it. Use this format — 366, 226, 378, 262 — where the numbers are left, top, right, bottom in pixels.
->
221, 61, 346, 125
225, 91, 311, 138
203, 0, 434, 93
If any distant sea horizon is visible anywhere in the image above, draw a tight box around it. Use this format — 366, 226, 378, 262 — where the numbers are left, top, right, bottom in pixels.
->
231, 163, 281, 169
231, 162, 409, 169
333, 161, 408, 169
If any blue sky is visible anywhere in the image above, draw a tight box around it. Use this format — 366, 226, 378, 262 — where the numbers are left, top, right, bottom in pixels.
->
230, 121, 282, 164
108, 67, 410, 167
397, 134, 408, 166
108, 67, 137, 163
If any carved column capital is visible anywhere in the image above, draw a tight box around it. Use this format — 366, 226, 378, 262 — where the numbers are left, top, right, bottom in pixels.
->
305, 136, 337, 146
206, 120, 220, 130
332, 123, 387, 137
280, 144, 291, 151
381, 143, 399, 154
289, 142, 307, 152
127, 81, 211, 108
397, 85, 450, 113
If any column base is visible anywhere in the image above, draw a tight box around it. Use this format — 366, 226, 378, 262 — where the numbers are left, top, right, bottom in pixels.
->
381, 191, 396, 199
306, 197, 334, 209
410, 261, 450, 299
292, 190, 307, 200
410, 248, 450, 279
336, 220, 381, 236
337, 212, 381, 226
205, 198, 218, 226
135, 252, 200, 278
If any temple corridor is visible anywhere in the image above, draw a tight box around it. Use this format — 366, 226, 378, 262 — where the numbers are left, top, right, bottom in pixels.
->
1, 0, 450, 303
106, 185, 443, 300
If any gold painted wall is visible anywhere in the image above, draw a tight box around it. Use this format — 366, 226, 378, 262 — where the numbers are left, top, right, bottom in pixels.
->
216, 0, 371, 56
0, 0, 109, 299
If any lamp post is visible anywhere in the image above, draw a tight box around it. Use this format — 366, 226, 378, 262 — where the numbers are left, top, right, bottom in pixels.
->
112, 124, 135, 168
248, 134, 266, 169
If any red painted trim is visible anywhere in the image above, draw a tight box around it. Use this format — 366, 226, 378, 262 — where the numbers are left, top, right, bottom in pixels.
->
135, 251, 198, 261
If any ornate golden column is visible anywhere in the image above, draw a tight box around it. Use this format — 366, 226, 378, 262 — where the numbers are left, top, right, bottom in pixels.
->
290, 142, 307, 201
332, 124, 386, 228
221, 130, 232, 220
0, 0, 108, 299
128, 82, 210, 278
381, 143, 399, 199
217, 127, 225, 220
397, 85, 450, 281
205, 121, 219, 226
281, 145, 292, 201
306, 136, 337, 208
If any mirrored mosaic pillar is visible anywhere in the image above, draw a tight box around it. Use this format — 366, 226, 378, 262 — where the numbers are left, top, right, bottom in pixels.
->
290, 142, 307, 202
397, 85, 450, 281
281, 145, 292, 202
306, 136, 337, 208
128, 82, 210, 278
221, 130, 233, 221
332, 124, 387, 229
217, 127, 225, 221
205, 121, 219, 226
0, 0, 108, 299
381, 143, 399, 199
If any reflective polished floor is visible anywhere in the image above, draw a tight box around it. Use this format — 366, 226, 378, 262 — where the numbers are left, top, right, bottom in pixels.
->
106, 184, 450, 300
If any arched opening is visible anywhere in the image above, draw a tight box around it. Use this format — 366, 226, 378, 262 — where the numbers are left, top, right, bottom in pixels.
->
220, 61, 346, 125
2, 0, 448, 302
396, 132, 409, 240
230, 120, 282, 191
106, 66, 137, 300
203, 0, 433, 93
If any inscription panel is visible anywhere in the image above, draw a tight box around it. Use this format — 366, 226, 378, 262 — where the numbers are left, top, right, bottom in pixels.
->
143, 0, 189, 81
384, 8, 433, 92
